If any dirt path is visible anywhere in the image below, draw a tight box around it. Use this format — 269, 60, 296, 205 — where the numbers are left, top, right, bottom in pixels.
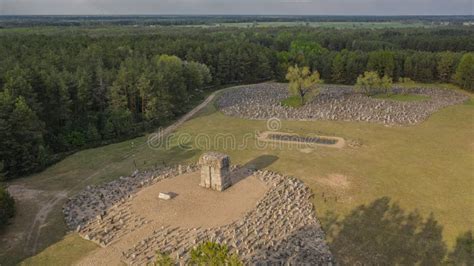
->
3, 90, 220, 262
23, 190, 68, 255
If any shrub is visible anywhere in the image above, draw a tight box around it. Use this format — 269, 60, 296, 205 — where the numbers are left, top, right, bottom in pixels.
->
189, 241, 242, 266
398, 77, 416, 94
0, 185, 15, 229
154, 251, 174, 266
399, 77, 415, 85
65, 131, 86, 148
355, 71, 392, 96
281, 95, 303, 108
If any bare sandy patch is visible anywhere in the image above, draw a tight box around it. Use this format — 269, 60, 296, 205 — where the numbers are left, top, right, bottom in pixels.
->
130, 171, 268, 228
317, 174, 351, 189
7, 185, 44, 201
299, 148, 314, 153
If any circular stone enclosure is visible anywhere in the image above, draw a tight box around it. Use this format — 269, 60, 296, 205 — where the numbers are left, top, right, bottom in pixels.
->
64, 164, 333, 265
218, 83, 468, 125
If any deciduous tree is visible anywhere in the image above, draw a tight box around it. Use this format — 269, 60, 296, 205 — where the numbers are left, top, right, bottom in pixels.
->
355, 71, 392, 96
286, 65, 323, 105
455, 53, 474, 91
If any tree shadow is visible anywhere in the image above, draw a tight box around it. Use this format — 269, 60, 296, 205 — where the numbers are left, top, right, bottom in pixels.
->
322, 197, 448, 265
447, 230, 473, 265
230, 155, 279, 185
251, 225, 334, 265
154, 144, 201, 168
242, 154, 279, 170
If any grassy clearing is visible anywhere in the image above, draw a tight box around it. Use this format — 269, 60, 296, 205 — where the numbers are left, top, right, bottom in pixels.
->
372, 93, 430, 102
4, 83, 473, 264
20, 234, 97, 266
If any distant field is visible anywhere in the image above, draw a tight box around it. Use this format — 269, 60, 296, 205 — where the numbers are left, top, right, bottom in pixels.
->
187, 21, 433, 29
2, 83, 473, 265
0, 21, 441, 35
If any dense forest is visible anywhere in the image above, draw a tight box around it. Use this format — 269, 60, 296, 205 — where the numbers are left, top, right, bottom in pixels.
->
0, 26, 473, 179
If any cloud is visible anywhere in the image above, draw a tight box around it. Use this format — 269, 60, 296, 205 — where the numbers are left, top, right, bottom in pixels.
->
0, 0, 472, 15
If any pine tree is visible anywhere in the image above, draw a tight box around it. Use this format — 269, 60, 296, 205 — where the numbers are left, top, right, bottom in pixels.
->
368, 50, 395, 78
0, 94, 45, 178
3, 65, 39, 113
331, 53, 346, 84
437, 52, 457, 83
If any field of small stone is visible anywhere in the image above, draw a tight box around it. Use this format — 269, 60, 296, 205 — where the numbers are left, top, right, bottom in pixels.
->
4, 83, 473, 265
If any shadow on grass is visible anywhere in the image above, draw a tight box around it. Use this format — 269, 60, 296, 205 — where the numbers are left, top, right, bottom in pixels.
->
230, 155, 279, 185
152, 145, 201, 168
242, 155, 279, 171
252, 225, 334, 264
321, 197, 450, 265
447, 230, 473, 265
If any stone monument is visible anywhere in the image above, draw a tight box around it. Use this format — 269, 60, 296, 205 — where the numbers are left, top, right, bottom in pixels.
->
198, 152, 231, 191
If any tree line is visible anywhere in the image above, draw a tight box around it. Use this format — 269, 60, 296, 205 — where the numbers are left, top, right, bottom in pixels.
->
0, 26, 472, 179
0, 185, 14, 229
276, 40, 473, 88
1, 15, 472, 28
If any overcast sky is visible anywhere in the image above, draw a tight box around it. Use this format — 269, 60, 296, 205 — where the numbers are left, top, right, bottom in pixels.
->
1, 0, 473, 16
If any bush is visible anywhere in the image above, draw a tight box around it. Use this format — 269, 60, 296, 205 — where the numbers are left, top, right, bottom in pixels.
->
154, 251, 174, 266
65, 131, 86, 148
0, 185, 15, 229
355, 71, 392, 96
189, 242, 242, 266
281, 95, 303, 108
397, 77, 416, 94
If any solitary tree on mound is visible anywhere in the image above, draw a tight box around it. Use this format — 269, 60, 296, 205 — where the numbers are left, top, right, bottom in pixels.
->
285, 65, 322, 105
355, 71, 392, 96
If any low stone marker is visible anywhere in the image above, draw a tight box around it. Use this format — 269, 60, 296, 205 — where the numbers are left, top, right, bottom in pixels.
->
158, 192, 173, 200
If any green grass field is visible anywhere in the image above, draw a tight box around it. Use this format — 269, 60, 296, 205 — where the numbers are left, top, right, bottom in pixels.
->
20, 234, 97, 266
2, 83, 473, 265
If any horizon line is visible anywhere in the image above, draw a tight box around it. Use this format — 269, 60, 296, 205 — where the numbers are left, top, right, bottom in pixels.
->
1, 14, 473, 17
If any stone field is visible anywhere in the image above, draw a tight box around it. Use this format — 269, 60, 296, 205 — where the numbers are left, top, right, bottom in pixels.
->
63, 164, 333, 265
218, 83, 468, 125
